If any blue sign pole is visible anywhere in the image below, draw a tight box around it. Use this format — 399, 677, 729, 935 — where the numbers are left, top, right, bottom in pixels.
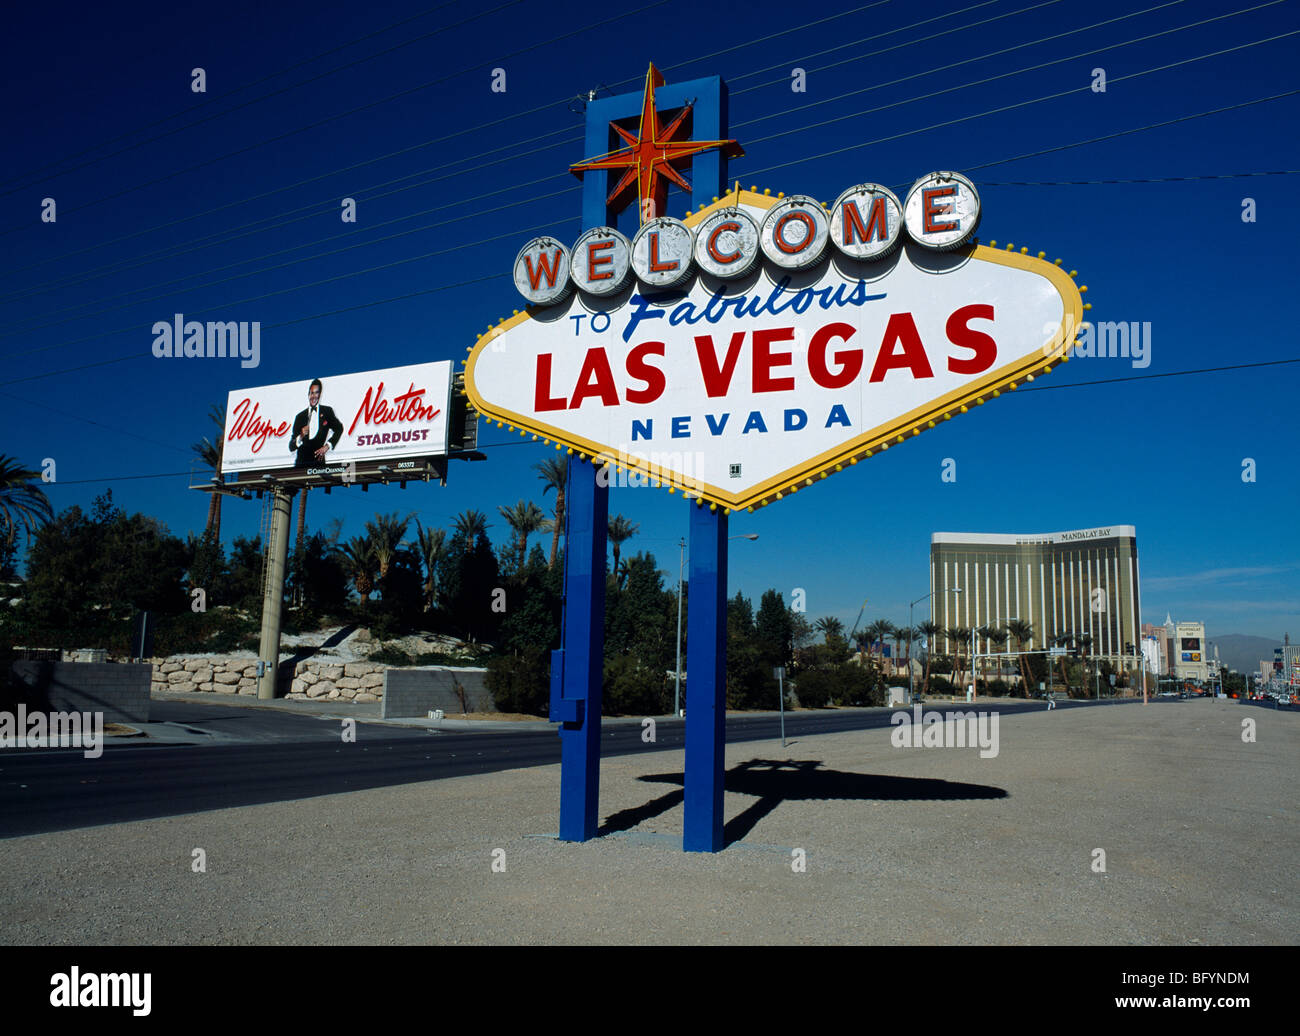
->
554, 453, 608, 841
684, 503, 728, 851
555, 71, 732, 846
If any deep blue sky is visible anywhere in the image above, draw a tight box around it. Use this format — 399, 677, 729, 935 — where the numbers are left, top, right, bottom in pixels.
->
2, 0, 1297, 642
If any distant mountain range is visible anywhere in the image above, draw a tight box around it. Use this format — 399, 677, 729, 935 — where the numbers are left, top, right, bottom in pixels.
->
1207, 634, 1284, 674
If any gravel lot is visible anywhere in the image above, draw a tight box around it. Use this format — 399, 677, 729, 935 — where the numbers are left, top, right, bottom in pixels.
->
1, 698, 1295, 945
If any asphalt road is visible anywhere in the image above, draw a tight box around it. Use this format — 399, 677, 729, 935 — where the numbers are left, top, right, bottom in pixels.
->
0, 696, 1149, 839
1, 695, 1292, 947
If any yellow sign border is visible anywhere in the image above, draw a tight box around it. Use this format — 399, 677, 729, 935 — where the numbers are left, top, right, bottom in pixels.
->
465, 187, 1084, 512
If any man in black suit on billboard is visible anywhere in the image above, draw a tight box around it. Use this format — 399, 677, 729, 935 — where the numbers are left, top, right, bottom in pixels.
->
290, 378, 344, 468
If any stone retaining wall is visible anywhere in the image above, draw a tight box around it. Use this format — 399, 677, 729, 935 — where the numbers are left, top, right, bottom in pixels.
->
148, 656, 395, 703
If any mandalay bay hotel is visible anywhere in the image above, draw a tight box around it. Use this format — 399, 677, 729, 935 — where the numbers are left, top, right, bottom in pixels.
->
929, 526, 1142, 673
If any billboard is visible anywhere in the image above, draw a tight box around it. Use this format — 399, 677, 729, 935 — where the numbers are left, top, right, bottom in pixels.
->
1180, 637, 1201, 651
467, 183, 1083, 512
221, 362, 452, 477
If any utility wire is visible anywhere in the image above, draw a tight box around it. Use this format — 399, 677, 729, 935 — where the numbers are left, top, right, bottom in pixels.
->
0, 182, 578, 348
736, 1, 1286, 145
979, 170, 1299, 185
743, 32, 1300, 177
959, 91, 1300, 174
0, 0, 515, 194
6, 78, 1290, 384
0, 0, 1258, 324
0, 225, 572, 387
0, 0, 671, 240
1017, 357, 1300, 392
35, 357, 1300, 487
731, 0, 1070, 96
0, 0, 900, 287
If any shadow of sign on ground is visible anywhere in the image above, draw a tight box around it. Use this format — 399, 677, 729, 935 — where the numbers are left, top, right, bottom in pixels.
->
599, 757, 1008, 847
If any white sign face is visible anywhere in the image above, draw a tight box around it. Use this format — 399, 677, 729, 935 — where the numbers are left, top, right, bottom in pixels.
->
221, 361, 452, 475
471, 189, 1080, 511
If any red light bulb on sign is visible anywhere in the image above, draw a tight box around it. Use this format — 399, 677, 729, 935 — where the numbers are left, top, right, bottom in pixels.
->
694, 207, 760, 279
830, 183, 903, 261
571, 226, 632, 296
631, 217, 694, 288
760, 194, 829, 270
903, 172, 981, 250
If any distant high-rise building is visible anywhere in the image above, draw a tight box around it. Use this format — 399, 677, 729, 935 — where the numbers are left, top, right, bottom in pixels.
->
930, 525, 1141, 665
1141, 622, 1170, 675
1171, 621, 1208, 682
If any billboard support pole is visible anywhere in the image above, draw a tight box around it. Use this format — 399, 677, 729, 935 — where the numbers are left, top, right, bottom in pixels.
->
256, 486, 294, 700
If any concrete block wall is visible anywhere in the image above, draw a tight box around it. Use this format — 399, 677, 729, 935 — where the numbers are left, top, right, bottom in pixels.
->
381, 667, 492, 718
7, 661, 152, 723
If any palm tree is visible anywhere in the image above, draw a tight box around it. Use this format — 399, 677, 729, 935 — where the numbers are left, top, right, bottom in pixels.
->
1076, 632, 1094, 697
815, 616, 845, 643
902, 625, 922, 682
866, 619, 895, 664
0, 456, 53, 573
413, 520, 446, 612
606, 513, 640, 588
892, 625, 907, 676
1005, 619, 1035, 695
453, 508, 489, 545
979, 625, 1008, 694
365, 511, 414, 584
498, 500, 546, 570
919, 620, 943, 694
334, 536, 375, 601
948, 626, 972, 693
1052, 632, 1075, 695
190, 404, 225, 540
535, 457, 566, 568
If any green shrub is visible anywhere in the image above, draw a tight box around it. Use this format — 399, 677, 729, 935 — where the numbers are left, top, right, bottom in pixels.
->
603, 654, 666, 716
793, 669, 834, 708
486, 648, 550, 715
928, 675, 954, 696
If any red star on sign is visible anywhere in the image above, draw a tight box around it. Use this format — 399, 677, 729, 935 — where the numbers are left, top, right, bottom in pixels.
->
569, 63, 744, 223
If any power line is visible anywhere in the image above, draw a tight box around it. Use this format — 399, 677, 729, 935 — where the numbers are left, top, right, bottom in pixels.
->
0, 182, 578, 349
0, 391, 192, 455
33, 358, 1300, 487
0, 0, 513, 194
0, 132, 582, 308
960, 91, 1300, 174
1017, 357, 1300, 392
0, 0, 1258, 325
979, 170, 1299, 185
0, 0, 1202, 304
731, 0, 1070, 97
0, 0, 896, 290
0, 0, 671, 240
0, 224, 571, 387
736, 1, 1284, 146
742, 31, 1300, 177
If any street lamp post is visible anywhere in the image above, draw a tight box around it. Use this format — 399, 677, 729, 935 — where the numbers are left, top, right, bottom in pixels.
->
674, 533, 758, 717
909, 586, 962, 703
